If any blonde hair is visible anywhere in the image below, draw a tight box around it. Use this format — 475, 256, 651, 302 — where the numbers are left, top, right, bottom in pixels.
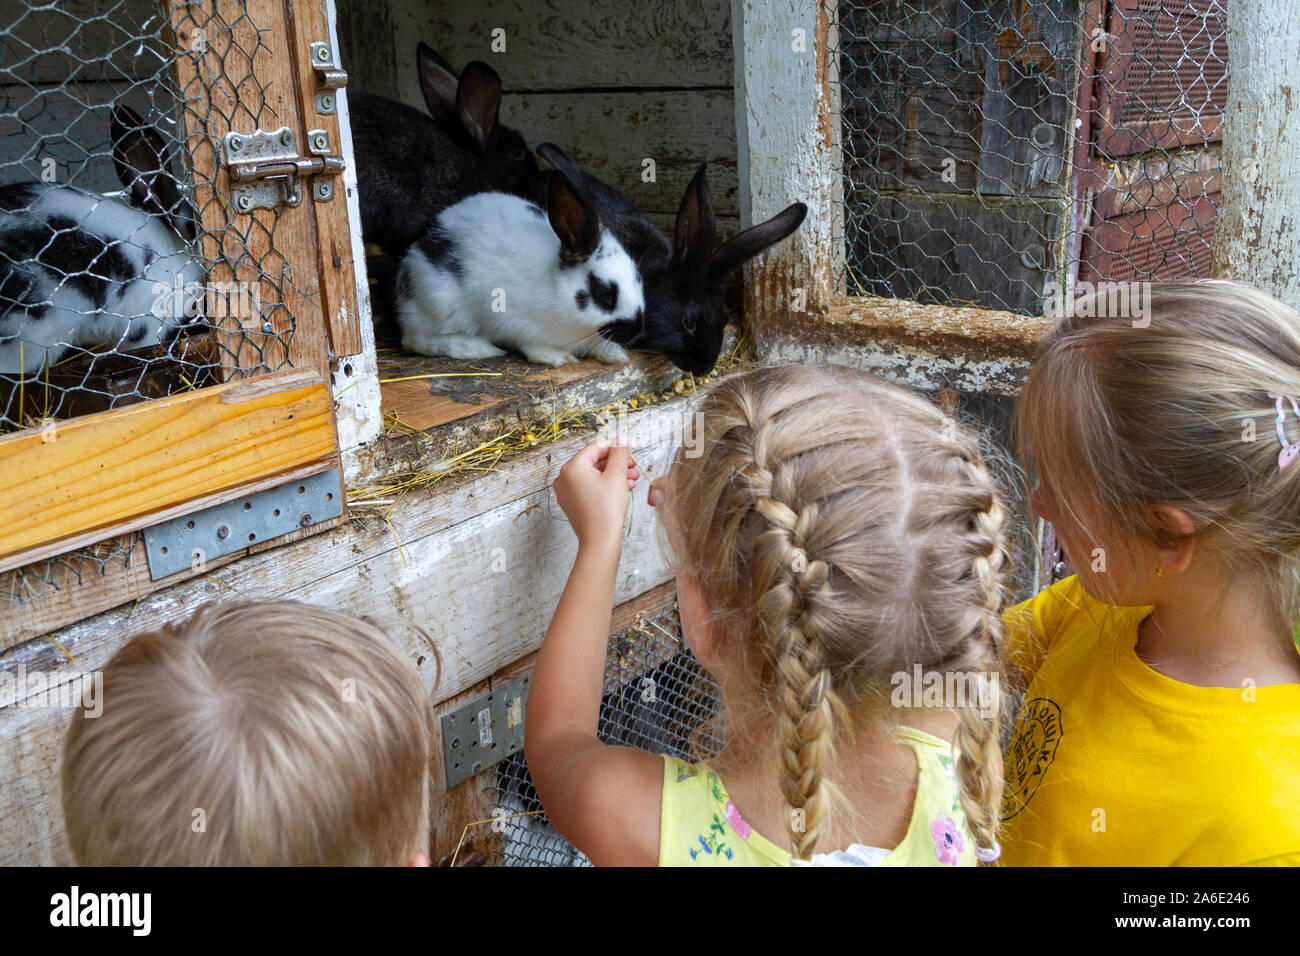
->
1017, 279, 1300, 638
661, 363, 1008, 861
62, 600, 437, 865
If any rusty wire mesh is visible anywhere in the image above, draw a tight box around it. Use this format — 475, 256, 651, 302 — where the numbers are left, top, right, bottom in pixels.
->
0, 0, 300, 436
832, 0, 1227, 312
482, 602, 723, 867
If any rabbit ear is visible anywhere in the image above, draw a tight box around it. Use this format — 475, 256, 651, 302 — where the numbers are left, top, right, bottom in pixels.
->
547, 168, 600, 261
707, 202, 808, 278
111, 104, 184, 224
672, 163, 716, 271
416, 42, 460, 128
536, 142, 583, 182
457, 61, 503, 155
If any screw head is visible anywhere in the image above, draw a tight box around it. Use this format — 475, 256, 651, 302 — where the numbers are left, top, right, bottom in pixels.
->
316, 45, 330, 61
450, 737, 460, 749
236, 194, 252, 212
312, 133, 327, 151
216, 525, 230, 540
280, 129, 293, 147
299, 512, 313, 527
228, 135, 243, 152
320, 94, 334, 110
315, 180, 333, 199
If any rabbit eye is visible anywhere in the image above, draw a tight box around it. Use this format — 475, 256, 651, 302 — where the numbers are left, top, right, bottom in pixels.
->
684, 315, 697, 335
510, 147, 526, 162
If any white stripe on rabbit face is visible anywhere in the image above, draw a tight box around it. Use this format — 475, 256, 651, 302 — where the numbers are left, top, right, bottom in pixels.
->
395, 191, 644, 367
0, 186, 200, 374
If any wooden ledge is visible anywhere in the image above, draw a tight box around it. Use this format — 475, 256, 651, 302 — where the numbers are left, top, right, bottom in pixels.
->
354, 328, 742, 483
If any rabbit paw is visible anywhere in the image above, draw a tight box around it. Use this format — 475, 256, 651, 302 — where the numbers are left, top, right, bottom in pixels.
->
521, 345, 579, 367
403, 333, 507, 360
586, 339, 630, 364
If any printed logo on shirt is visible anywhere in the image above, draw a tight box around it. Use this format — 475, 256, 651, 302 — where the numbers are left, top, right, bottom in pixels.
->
1001, 697, 1063, 821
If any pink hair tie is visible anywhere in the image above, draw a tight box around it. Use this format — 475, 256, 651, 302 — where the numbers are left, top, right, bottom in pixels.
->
1271, 394, 1300, 473
975, 840, 1002, 863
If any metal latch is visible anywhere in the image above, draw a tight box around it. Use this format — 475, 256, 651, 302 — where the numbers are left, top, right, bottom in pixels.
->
309, 41, 348, 114
441, 677, 530, 789
223, 126, 345, 211
142, 467, 344, 580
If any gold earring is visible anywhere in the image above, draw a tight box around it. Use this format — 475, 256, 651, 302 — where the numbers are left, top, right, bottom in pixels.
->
1156, 567, 1166, 578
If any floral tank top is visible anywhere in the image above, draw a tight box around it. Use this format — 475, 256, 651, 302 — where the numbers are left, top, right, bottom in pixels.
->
658, 726, 979, 866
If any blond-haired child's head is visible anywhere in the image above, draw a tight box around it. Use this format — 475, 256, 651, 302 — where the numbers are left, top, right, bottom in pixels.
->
62, 600, 436, 865
1018, 279, 1300, 634
659, 363, 1009, 861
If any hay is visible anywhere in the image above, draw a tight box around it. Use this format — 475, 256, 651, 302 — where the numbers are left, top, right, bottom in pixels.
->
347, 329, 754, 518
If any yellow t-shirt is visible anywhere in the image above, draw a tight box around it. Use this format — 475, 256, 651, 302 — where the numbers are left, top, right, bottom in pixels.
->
658, 727, 978, 866
1001, 575, 1300, 866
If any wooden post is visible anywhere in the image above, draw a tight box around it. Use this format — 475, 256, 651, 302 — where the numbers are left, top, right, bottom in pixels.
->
1212, 2, 1300, 301
731, 0, 841, 355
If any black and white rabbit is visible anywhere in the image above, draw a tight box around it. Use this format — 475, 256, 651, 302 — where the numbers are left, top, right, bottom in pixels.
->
517, 144, 807, 376
394, 160, 645, 367
0, 105, 201, 375
350, 43, 537, 260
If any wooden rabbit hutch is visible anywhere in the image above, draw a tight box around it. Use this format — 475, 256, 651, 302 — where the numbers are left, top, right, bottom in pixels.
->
0, 0, 1229, 867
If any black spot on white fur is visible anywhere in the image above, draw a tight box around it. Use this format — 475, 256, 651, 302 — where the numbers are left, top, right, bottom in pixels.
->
415, 226, 462, 278
588, 274, 618, 312
575, 288, 590, 310
1, 216, 136, 311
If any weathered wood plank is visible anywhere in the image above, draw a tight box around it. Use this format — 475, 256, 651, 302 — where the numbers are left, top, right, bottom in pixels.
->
285, 0, 364, 359
348, 0, 734, 96
734, 0, 841, 360
0, 368, 337, 575
479, 89, 739, 217
0, 330, 733, 651
0, 395, 699, 864
758, 294, 1046, 396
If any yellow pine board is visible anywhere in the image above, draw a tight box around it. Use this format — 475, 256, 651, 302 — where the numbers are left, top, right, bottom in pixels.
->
0, 370, 336, 565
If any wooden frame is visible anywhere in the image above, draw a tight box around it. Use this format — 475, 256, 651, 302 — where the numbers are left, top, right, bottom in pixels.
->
0, 0, 367, 578
731, 0, 1049, 392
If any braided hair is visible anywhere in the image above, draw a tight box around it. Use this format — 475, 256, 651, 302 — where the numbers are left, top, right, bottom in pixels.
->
660, 363, 1009, 862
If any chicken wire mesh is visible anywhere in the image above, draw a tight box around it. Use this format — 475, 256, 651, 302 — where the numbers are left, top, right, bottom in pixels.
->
0, 0, 303, 435
479, 602, 723, 867
832, 0, 1228, 313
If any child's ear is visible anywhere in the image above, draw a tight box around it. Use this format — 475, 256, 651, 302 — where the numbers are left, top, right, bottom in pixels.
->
677, 573, 712, 660
1146, 504, 1197, 575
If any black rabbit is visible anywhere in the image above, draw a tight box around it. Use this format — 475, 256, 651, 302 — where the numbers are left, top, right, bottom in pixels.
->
350, 44, 536, 260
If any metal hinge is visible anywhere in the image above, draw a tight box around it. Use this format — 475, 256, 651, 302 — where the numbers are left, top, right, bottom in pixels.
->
223, 126, 345, 211
441, 677, 531, 789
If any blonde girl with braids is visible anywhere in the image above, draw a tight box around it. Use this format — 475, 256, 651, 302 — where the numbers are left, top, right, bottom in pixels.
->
1004, 279, 1300, 866
527, 363, 1009, 866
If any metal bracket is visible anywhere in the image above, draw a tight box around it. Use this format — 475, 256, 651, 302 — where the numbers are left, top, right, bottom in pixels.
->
223, 126, 345, 211
309, 41, 348, 90
441, 676, 530, 789
142, 468, 344, 581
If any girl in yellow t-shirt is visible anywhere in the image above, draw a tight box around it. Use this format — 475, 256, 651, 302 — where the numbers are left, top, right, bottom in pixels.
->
526, 364, 1009, 866
1005, 279, 1300, 866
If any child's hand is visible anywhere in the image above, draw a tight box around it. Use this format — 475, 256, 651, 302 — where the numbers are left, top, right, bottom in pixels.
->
554, 437, 640, 552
